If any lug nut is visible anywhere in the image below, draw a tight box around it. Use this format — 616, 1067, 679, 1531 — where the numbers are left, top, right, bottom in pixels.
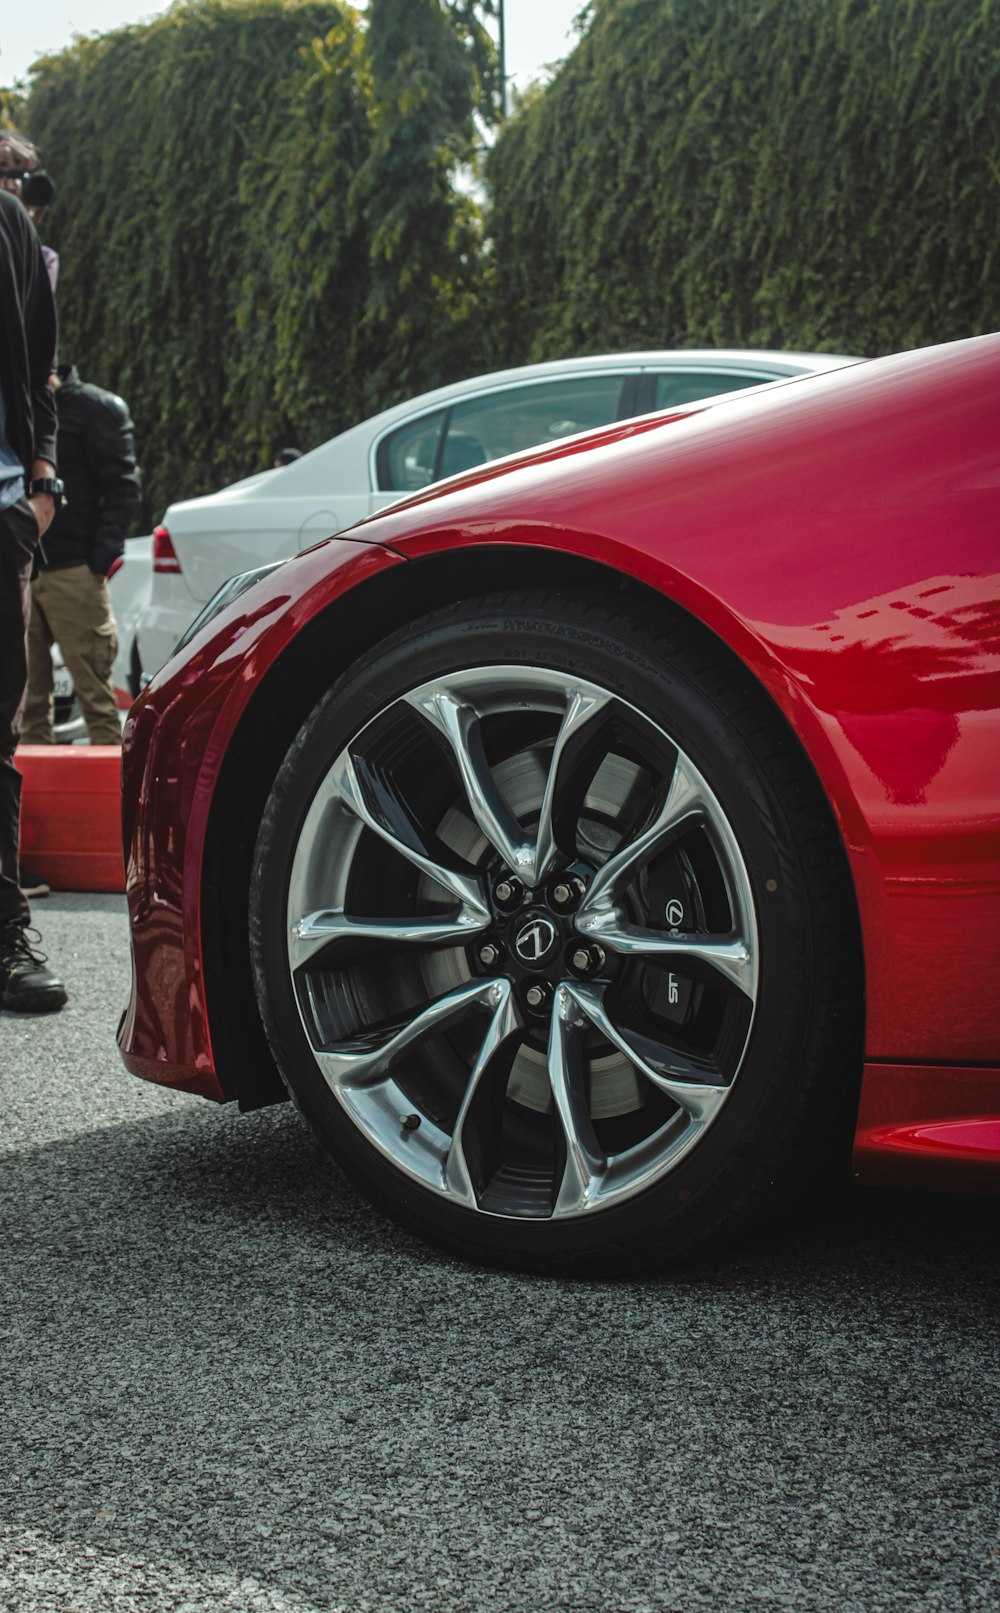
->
523, 981, 553, 1012
478, 942, 501, 967
494, 876, 525, 909
550, 874, 587, 910
571, 944, 607, 977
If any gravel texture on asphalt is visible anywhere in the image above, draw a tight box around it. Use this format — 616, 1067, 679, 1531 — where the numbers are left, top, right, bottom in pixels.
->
1, 893, 998, 1613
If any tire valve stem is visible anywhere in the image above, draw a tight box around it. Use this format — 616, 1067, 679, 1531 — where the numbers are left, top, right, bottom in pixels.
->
402, 1113, 422, 1132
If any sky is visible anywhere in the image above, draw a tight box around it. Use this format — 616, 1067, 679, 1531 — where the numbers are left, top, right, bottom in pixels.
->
1, 0, 584, 93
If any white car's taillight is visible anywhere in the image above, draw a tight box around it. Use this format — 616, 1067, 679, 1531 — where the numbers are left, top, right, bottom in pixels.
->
153, 524, 182, 573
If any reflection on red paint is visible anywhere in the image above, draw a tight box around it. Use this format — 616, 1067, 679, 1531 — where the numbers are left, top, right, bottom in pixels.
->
854, 1062, 1000, 1192
762, 573, 998, 805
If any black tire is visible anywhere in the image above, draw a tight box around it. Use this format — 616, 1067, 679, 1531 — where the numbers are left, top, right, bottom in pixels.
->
249, 590, 863, 1274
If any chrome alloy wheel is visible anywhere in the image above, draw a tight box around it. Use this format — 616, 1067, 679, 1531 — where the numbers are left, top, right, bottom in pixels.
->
283, 666, 759, 1221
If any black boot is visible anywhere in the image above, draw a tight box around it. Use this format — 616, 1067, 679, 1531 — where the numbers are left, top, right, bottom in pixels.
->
0, 924, 68, 1013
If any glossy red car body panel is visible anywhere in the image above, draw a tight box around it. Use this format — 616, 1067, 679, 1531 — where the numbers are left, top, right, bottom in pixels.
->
119, 337, 1000, 1192
854, 1064, 1000, 1190
119, 539, 405, 1097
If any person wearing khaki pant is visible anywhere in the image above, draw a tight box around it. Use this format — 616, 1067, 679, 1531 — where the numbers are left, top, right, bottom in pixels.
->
20, 362, 141, 745
22, 564, 121, 744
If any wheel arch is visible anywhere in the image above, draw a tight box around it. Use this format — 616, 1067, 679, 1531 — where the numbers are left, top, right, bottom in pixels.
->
200, 542, 865, 1111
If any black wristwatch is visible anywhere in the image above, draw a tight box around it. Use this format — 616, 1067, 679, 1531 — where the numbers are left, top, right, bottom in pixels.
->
29, 476, 66, 507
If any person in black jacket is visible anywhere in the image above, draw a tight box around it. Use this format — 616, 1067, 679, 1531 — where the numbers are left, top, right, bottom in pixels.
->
0, 158, 67, 1013
22, 364, 142, 745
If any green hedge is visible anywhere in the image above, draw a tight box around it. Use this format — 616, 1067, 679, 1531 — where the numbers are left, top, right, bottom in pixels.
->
486, 0, 1000, 361
22, 0, 999, 518
24, 0, 494, 522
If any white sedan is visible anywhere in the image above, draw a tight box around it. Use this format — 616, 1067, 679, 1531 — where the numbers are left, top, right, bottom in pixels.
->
138, 349, 858, 677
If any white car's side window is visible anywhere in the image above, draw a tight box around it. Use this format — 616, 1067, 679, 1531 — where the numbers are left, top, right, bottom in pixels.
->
652, 370, 774, 408
376, 375, 630, 493
444, 374, 628, 467
376, 409, 447, 493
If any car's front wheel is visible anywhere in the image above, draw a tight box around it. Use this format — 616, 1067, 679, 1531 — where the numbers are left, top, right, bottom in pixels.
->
250, 591, 862, 1272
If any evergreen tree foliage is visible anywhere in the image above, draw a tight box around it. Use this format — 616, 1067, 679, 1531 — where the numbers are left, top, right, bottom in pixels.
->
0, 88, 27, 127
23, 0, 496, 521
486, 0, 1000, 361
26, 1, 347, 517
227, 10, 372, 463
352, 0, 497, 409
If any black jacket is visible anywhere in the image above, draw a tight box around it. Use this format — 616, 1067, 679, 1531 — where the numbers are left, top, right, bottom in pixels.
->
43, 365, 142, 575
0, 190, 58, 476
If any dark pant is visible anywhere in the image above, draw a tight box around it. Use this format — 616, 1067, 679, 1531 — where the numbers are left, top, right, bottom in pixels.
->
0, 498, 39, 928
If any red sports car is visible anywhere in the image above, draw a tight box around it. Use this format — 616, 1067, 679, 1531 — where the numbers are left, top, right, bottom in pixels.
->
119, 336, 1000, 1272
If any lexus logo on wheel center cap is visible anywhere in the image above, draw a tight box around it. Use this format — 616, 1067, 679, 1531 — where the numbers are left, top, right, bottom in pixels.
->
514, 915, 558, 964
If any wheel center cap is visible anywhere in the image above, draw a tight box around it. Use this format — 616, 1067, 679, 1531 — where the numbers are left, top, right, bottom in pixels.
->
513, 913, 559, 966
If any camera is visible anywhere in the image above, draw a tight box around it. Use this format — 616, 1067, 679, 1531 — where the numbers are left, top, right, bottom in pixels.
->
22, 171, 54, 208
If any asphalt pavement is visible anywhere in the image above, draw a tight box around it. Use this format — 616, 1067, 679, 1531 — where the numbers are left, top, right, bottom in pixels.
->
2, 893, 999, 1613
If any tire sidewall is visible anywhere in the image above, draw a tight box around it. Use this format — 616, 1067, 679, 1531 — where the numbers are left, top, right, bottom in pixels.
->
251, 594, 825, 1267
